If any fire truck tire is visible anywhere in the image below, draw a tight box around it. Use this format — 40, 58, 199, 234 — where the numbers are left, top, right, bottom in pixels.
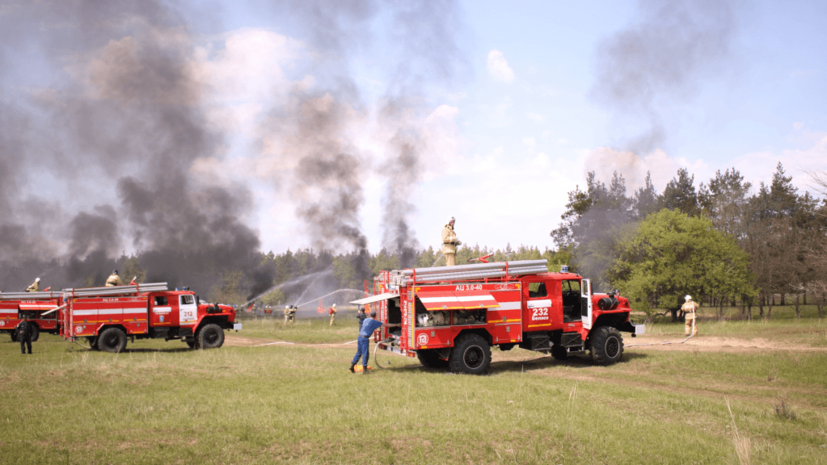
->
590, 326, 623, 365
551, 345, 568, 361
197, 324, 224, 349
417, 349, 449, 368
30, 325, 40, 342
98, 328, 127, 353
449, 334, 491, 375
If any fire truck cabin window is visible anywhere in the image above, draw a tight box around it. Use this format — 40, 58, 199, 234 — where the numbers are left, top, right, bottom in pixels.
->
561, 280, 580, 293
154, 296, 168, 306
528, 282, 547, 298
180, 295, 195, 305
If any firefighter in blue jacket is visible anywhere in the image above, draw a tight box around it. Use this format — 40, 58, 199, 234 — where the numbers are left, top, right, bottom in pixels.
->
350, 310, 383, 374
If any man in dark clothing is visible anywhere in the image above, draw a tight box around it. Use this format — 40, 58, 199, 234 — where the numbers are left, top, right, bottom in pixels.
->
357, 307, 367, 326
17, 319, 32, 354
350, 310, 383, 374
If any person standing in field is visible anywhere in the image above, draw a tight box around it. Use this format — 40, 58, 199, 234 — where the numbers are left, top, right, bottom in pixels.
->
682, 295, 699, 336
283, 305, 291, 325
16, 318, 33, 355
441, 217, 461, 267
357, 306, 367, 327
350, 310, 383, 374
329, 303, 337, 326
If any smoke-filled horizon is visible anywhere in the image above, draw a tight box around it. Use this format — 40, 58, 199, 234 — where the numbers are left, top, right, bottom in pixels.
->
0, 0, 465, 294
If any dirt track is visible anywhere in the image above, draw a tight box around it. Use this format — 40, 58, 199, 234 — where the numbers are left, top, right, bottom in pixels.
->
625, 335, 827, 353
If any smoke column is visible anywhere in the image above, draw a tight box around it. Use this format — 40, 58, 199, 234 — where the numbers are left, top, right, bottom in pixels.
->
0, 1, 266, 295
258, 0, 465, 273
591, 0, 739, 153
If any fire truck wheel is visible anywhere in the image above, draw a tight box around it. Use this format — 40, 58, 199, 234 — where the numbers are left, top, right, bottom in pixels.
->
591, 326, 623, 365
30, 325, 40, 342
551, 345, 568, 361
197, 324, 224, 349
98, 328, 127, 353
417, 349, 449, 368
449, 334, 491, 375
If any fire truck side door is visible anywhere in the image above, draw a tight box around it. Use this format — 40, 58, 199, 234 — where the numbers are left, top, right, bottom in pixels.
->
150, 295, 172, 326
524, 280, 553, 330
179, 295, 197, 326
581, 279, 593, 330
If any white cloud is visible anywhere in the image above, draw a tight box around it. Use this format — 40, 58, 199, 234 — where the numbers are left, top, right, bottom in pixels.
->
487, 49, 515, 83
527, 112, 545, 123
732, 136, 827, 195
556, 138, 568, 146
522, 137, 536, 148
793, 121, 804, 130
583, 147, 709, 192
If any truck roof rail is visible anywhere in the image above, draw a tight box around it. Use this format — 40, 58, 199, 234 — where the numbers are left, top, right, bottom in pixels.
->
390, 259, 549, 285
62, 282, 169, 297
0, 291, 61, 300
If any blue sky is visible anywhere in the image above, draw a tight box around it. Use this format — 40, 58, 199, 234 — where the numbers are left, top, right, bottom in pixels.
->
5, 0, 827, 259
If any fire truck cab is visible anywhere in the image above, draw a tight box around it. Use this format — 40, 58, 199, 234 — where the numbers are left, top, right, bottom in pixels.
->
353, 259, 643, 374
0, 291, 63, 342
60, 282, 240, 353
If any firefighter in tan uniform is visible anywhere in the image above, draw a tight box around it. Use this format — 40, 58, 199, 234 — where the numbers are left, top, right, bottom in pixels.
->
441, 217, 461, 267
682, 295, 699, 336
284, 305, 291, 325
26, 277, 40, 292
329, 303, 337, 326
105, 270, 125, 287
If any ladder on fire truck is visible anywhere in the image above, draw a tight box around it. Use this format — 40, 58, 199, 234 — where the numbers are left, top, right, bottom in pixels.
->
59, 283, 169, 339
388, 259, 549, 286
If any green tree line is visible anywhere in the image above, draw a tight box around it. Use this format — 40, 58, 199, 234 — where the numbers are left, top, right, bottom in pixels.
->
553, 163, 827, 320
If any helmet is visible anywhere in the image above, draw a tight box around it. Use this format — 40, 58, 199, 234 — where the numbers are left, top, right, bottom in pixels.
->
685, 295, 692, 301
35, 277, 40, 282
113, 270, 119, 275
332, 303, 337, 308
447, 216, 455, 224
285, 305, 290, 309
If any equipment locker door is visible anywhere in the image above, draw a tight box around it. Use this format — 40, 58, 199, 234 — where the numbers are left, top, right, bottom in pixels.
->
581, 279, 593, 330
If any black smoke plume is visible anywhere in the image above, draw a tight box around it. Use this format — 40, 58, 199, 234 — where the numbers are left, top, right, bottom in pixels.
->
0, 1, 268, 296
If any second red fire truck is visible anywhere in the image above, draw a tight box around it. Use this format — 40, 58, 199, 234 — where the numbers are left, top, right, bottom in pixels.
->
57, 282, 240, 352
352, 259, 643, 374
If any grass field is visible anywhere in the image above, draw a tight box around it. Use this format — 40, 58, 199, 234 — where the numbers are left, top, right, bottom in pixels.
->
2, 311, 826, 464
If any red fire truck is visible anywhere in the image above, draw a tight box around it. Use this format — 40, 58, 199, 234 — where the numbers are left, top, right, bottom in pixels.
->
352, 259, 643, 374
0, 291, 63, 342
59, 282, 241, 352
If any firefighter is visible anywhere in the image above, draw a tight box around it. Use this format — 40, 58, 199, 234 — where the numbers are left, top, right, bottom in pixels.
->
441, 217, 462, 267
16, 318, 33, 355
682, 295, 699, 336
329, 303, 337, 326
26, 277, 40, 292
284, 305, 291, 325
357, 306, 367, 327
289, 305, 297, 323
105, 270, 125, 287
350, 310, 383, 374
